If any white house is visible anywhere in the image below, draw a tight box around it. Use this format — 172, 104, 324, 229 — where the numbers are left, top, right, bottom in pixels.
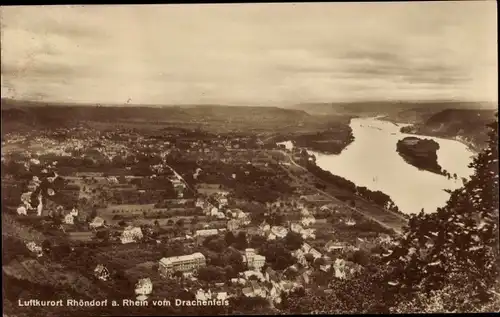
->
301, 243, 322, 259
26, 242, 43, 257
135, 278, 153, 299
209, 207, 219, 217
301, 216, 316, 227
70, 208, 79, 217
121, 226, 143, 244
17, 205, 27, 215
242, 248, 266, 271
290, 223, 304, 234
334, 259, 347, 279
195, 198, 205, 208
300, 228, 316, 240
89, 217, 105, 229
345, 218, 357, 226
270, 226, 288, 238
64, 214, 74, 225
195, 229, 218, 238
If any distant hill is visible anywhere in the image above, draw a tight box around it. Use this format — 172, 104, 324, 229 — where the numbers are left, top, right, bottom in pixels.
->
1, 98, 312, 133
400, 108, 497, 151
292, 101, 496, 117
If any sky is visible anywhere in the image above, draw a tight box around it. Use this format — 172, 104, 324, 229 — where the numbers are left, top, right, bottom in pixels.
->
0, 2, 497, 106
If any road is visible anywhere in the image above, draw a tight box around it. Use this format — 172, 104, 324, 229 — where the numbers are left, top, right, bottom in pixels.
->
276, 149, 407, 234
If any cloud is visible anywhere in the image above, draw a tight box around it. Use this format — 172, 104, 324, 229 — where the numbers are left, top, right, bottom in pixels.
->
0, 2, 497, 105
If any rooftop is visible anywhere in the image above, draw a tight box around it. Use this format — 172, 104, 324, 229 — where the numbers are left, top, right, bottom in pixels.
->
160, 252, 205, 265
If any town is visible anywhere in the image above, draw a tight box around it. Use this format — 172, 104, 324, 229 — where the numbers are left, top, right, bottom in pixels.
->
2, 122, 403, 315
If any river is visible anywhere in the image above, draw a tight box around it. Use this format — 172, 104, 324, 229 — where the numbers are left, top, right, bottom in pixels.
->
280, 117, 476, 215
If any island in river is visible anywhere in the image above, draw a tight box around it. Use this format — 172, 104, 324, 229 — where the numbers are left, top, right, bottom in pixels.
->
396, 136, 444, 175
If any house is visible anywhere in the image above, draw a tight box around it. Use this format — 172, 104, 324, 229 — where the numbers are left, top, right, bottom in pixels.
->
290, 223, 304, 234
333, 259, 347, 279
195, 229, 218, 238
291, 249, 308, 266
320, 261, 332, 272
16, 205, 27, 215
159, 252, 206, 277
301, 216, 316, 227
227, 219, 240, 231
345, 218, 357, 226
324, 240, 349, 252
301, 243, 322, 259
195, 289, 212, 301
240, 270, 265, 282
26, 242, 43, 257
234, 210, 248, 219
120, 226, 143, 244
64, 214, 74, 225
89, 216, 105, 229
242, 281, 266, 298
209, 207, 219, 217
270, 226, 288, 238
242, 248, 266, 271
216, 292, 228, 301
94, 264, 110, 281
195, 198, 205, 208
378, 233, 392, 244
217, 197, 228, 208
259, 221, 271, 234
231, 277, 246, 285
319, 205, 332, 212
301, 228, 316, 240
135, 278, 153, 296
70, 208, 79, 217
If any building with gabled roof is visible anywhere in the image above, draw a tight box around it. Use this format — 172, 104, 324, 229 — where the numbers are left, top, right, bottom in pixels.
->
94, 264, 110, 281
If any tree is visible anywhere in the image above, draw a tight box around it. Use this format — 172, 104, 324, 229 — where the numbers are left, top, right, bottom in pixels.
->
196, 266, 226, 283
173, 271, 183, 279
304, 253, 315, 265
224, 231, 236, 246
90, 208, 98, 219
260, 240, 296, 270
284, 231, 304, 251
234, 232, 248, 250
249, 235, 267, 248
175, 219, 185, 228
349, 249, 370, 267
206, 237, 227, 253
383, 116, 499, 312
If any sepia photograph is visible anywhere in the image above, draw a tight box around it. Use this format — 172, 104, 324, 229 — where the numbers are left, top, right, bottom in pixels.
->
1, 2, 499, 316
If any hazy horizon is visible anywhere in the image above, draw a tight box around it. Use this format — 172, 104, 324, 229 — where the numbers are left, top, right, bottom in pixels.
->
1, 2, 497, 106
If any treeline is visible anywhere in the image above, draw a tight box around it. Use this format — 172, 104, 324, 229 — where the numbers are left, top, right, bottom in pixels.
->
292, 128, 355, 155
305, 162, 401, 213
